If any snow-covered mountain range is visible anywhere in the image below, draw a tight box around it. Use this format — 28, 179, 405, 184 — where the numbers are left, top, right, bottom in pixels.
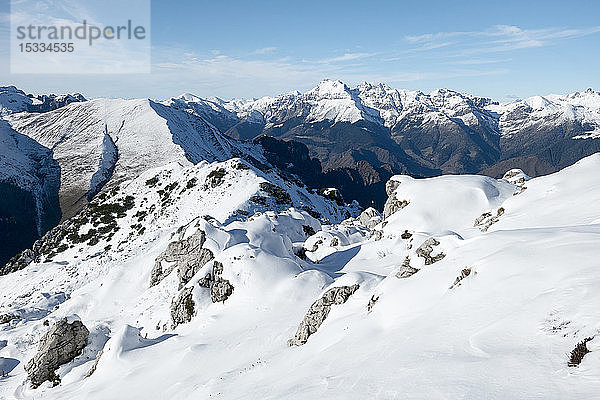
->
168, 80, 600, 207
1, 146, 599, 398
0, 82, 599, 398
2, 81, 600, 284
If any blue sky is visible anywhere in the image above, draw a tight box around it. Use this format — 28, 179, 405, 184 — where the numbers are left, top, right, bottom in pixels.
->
1, 0, 599, 100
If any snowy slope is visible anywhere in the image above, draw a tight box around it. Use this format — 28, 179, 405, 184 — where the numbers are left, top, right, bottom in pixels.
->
490, 88, 600, 140
4, 98, 243, 219
1, 153, 599, 399
0, 87, 32, 116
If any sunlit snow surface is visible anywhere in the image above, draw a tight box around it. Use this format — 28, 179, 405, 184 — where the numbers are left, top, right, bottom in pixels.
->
1, 155, 600, 399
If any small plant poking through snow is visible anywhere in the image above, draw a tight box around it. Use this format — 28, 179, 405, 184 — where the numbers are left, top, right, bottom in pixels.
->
568, 337, 594, 367
206, 168, 227, 188
145, 176, 159, 187
367, 295, 379, 312
260, 182, 291, 205
186, 177, 197, 189
401, 230, 412, 239
302, 225, 316, 236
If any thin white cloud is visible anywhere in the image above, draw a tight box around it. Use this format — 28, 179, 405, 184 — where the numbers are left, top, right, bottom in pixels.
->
445, 58, 512, 65
252, 47, 277, 55
146, 45, 512, 98
404, 24, 600, 54
314, 52, 376, 64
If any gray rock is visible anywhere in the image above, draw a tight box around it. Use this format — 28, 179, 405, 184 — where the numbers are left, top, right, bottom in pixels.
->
385, 179, 401, 197
177, 248, 214, 290
358, 207, 382, 229
170, 286, 195, 328
416, 238, 446, 265
84, 349, 103, 378
0, 313, 19, 325
474, 207, 505, 232
210, 261, 234, 303
396, 256, 419, 278
198, 272, 211, 288
450, 268, 473, 289
370, 230, 384, 241
383, 196, 410, 219
150, 228, 214, 288
288, 284, 359, 346
25, 318, 89, 388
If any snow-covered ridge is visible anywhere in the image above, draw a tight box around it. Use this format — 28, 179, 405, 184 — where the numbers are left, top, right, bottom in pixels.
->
1, 152, 599, 398
173, 80, 600, 140
3, 97, 247, 219
0, 86, 86, 116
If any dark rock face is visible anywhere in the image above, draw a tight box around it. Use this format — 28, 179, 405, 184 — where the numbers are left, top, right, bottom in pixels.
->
0, 183, 39, 267
264, 120, 438, 209
568, 337, 594, 367
198, 273, 211, 288
255, 135, 398, 208
25, 318, 89, 388
0, 122, 61, 268
254, 135, 323, 188
416, 238, 446, 265
480, 155, 557, 178
288, 284, 359, 346
367, 295, 379, 312
0, 313, 20, 324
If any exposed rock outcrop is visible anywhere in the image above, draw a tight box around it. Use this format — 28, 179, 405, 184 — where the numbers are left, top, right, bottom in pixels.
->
0, 313, 19, 325
25, 318, 89, 388
502, 168, 531, 187
358, 207, 382, 229
288, 284, 359, 346
198, 272, 211, 288
396, 256, 419, 278
416, 238, 446, 265
84, 349, 103, 378
170, 287, 195, 328
568, 337, 594, 367
450, 268, 473, 289
150, 228, 214, 288
474, 207, 505, 232
385, 178, 401, 197
383, 196, 409, 219
210, 261, 234, 303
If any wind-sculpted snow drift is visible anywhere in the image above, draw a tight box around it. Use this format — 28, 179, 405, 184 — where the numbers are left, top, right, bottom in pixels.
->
0, 150, 599, 398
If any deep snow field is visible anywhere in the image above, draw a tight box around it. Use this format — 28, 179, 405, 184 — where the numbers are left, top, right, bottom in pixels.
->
1, 154, 600, 399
